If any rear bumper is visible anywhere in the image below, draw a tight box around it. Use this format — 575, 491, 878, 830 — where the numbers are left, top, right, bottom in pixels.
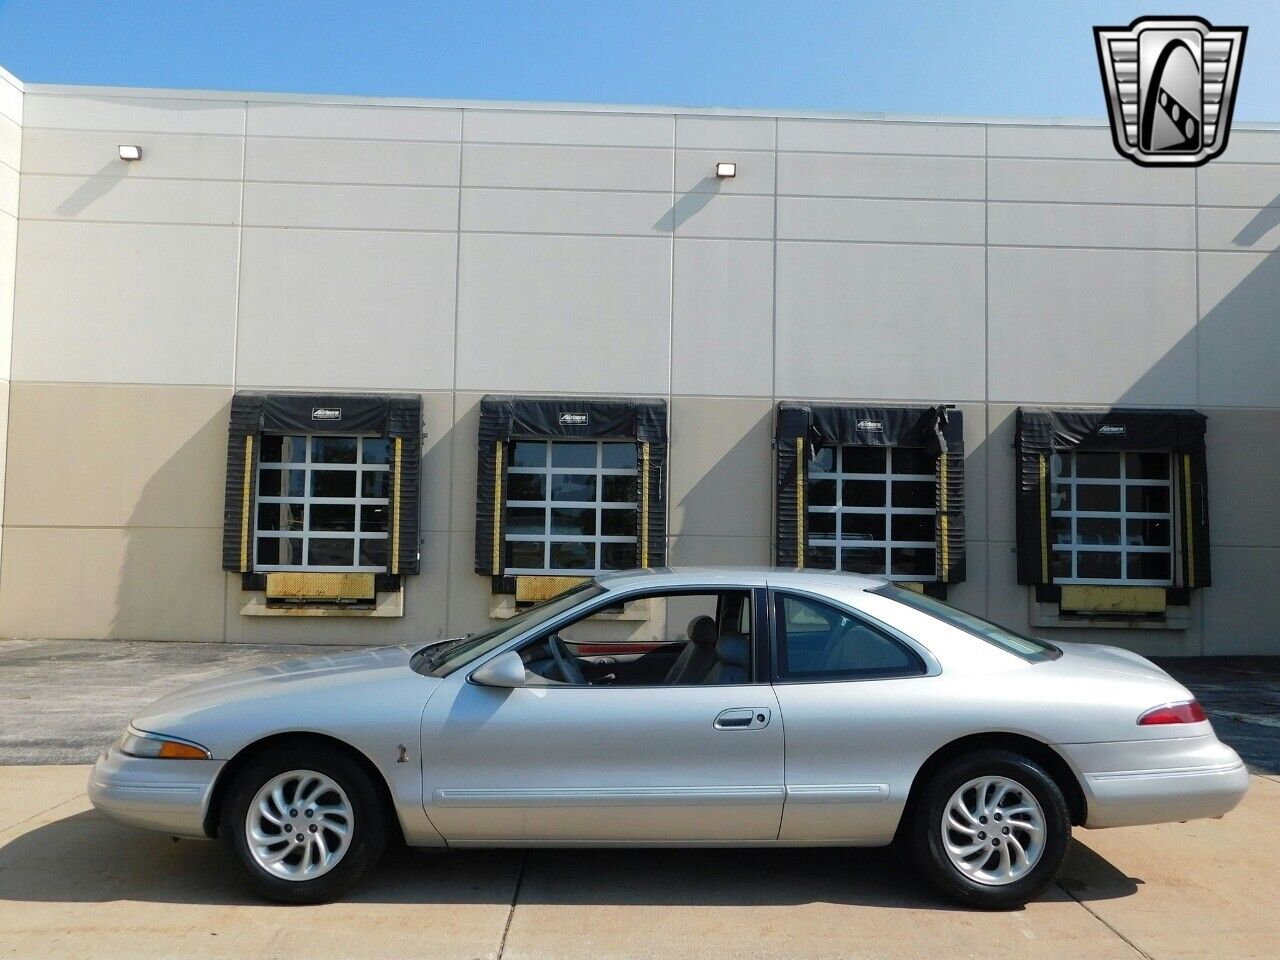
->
1065, 735, 1249, 829
88, 748, 224, 839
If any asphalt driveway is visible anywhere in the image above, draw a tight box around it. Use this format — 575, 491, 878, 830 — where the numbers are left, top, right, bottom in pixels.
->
1, 638, 1276, 771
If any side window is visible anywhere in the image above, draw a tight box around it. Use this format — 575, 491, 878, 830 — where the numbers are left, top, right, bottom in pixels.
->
519, 590, 755, 687
773, 593, 924, 681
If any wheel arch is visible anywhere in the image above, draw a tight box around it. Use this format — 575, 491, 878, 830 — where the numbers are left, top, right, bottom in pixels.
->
203, 731, 402, 841
899, 732, 1088, 832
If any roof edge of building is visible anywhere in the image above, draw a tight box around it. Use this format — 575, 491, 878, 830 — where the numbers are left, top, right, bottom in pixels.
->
6, 64, 1279, 131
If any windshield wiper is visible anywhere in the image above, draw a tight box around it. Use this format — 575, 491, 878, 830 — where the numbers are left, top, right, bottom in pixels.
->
421, 634, 474, 670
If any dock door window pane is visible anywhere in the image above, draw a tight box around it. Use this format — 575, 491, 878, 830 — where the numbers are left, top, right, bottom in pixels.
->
505, 440, 638, 575
255, 435, 390, 572
1049, 451, 1174, 585
807, 446, 936, 580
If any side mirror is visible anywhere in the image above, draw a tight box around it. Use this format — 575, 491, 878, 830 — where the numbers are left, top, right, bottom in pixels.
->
470, 651, 528, 688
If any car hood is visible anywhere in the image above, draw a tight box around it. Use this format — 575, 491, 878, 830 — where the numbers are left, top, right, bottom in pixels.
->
132, 644, 427, 730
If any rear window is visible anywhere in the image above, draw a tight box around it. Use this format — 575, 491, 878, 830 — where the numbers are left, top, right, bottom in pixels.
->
871, 585, 1060, 662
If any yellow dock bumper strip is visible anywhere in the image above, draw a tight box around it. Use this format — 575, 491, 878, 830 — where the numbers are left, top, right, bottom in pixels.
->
239, 435, 254, 572
796, 437, 805, 568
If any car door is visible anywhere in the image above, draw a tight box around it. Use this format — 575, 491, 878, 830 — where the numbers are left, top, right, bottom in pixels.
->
768, 587, 937, 845
419, 588, 784, 844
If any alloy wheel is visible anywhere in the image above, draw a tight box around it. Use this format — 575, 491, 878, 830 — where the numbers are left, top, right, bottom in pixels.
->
245, 769, 353, 881
940, 775, 1047, 886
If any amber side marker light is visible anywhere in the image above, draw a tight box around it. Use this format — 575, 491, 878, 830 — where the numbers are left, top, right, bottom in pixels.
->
119, 729, 211, 759
157, 741, 209, 759
1138, 700, 1208, 725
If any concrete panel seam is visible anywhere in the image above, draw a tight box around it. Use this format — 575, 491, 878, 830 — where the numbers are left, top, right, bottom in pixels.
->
19, 217, 454, 235
1055, 882, 1159, 960
442, 112, 466, 634
243, 132, 461, 146
775, 148, 985, 159
0, 793, 88, 846
984, 124, 992, 622
18, 216, 238, 231
666, 124, 675, 430
230, 100, 247, 393
20, 124, 245, 138
3, 524, 226, 531
253, 181, 679, 195
19, 171, 242, 186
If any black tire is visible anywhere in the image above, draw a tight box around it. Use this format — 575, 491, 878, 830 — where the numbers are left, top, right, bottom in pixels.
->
911, 749, 1070, 909
221, 742, 387, 904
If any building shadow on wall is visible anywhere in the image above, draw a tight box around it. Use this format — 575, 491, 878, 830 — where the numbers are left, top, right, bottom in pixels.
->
110, 397, 232, 643
967, 198, 1280, 651
112, 392, 457, 646
1110, 201, 1280, 406
664, 197, 1280, 659
668, 400, 773, 568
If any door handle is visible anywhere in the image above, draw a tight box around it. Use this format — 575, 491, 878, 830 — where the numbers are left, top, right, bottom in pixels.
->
714, 708, 771, 730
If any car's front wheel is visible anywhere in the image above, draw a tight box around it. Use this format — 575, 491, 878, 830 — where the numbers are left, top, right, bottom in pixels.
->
911, 749, 1070, 909
221, 743, 387, 903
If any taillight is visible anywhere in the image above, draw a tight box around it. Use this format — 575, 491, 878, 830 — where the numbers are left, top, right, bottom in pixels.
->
1138, 700, 1207, 725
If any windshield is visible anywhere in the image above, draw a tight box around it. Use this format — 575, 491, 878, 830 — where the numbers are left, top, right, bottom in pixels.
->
870, 584, 1060, 662
412, 581, 605, 677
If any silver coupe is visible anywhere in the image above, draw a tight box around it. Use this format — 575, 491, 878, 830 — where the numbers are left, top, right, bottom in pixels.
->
89, 568, 1248, 908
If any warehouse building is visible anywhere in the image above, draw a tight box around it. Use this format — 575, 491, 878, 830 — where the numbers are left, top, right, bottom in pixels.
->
0, 64, 1277, 655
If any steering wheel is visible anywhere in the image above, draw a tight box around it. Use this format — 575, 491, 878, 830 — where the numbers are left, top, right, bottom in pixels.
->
547, 634, 586, 685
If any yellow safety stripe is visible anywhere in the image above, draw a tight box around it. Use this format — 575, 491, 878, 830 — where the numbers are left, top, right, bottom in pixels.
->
1039, 453, 1049, 582
492, 440, 504, 573
239, 435, 254, 572
939, 454, 949, 580
1184, 453, 1195, 588
796, 437, 805, 568
640, 442, 651, 567
391, 437, 403, 575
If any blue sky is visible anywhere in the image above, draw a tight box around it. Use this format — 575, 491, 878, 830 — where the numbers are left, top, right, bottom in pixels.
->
1, 1, 1276, 120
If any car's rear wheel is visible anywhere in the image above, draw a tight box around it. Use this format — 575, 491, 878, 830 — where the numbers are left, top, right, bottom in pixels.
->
221, 743, 386, 904
911, 749, 1069, 909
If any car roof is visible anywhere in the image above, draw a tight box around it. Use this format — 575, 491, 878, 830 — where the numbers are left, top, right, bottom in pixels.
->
595, 566, 888, 592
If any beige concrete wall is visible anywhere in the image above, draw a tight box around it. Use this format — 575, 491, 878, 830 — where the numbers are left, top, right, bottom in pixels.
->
1, 78, 1278, 654
0, 66, 21, 589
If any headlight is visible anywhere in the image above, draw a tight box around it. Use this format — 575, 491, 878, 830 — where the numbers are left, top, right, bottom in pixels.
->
118, 727, 211, 760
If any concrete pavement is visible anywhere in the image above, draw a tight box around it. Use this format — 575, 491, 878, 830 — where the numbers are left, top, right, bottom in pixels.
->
0, 765, 1277, 960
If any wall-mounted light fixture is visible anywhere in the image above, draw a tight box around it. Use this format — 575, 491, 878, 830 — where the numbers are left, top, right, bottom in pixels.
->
715, 161, 736, 178
118, 144, 142, 161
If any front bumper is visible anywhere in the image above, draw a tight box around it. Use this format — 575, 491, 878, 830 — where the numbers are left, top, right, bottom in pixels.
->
88, 747, 225, 839
1066, 734, 1249, 829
